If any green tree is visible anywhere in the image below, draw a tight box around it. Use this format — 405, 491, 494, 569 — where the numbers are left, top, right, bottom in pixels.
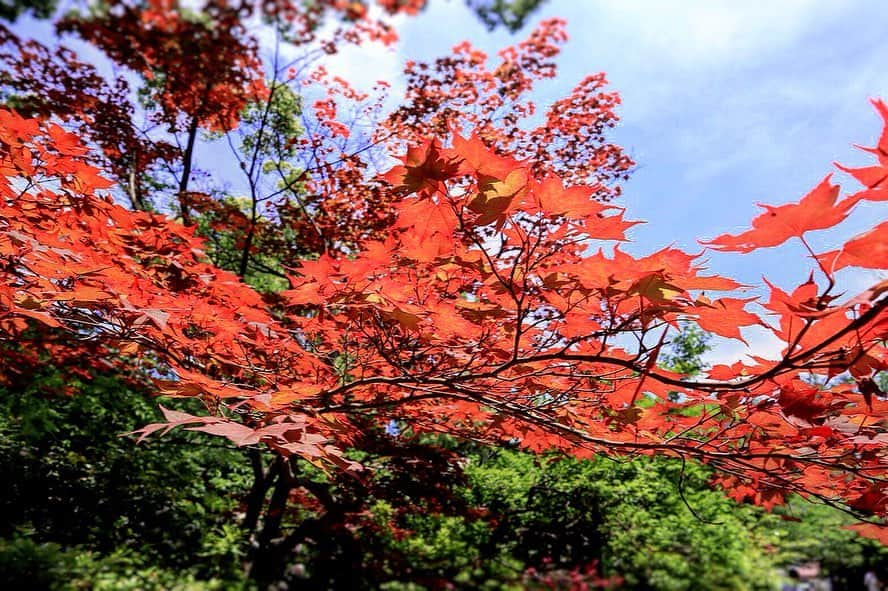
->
661, 324, 710, 377
465, 0, 549, 32
0, 0, 55, 21
0, 346, 254, 589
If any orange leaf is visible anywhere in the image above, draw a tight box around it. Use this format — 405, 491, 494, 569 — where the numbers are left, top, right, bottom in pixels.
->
703, 176, 852, 252
691, 296, 761, 343
382, 139, 458, 194
468, 168, 528, 226
817, 221, 888, 271
845, 523, 888, 545
534, 175, 606, 218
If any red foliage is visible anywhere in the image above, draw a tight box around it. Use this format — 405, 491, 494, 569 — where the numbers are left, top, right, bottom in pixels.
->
0, 25, 177, 205
58, 1, 265, 133
382, 19, 634, 200
1, 98, 886, 523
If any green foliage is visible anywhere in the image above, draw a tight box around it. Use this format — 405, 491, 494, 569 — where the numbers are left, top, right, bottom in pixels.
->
764, 500, 888, 589
465, 0, 549, 32
239, 83, 303, 161
0, 536, 238, 591
595, 458, 776, 591
662, 323, 710, 376
0, 361, 253, 588
463, 450, 779, 591
0, 0, 56, 21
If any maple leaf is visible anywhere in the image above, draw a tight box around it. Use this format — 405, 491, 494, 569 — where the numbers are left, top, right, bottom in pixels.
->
849, 486, 888, 514
834, 99, 888, 199
188, 421, 256, 445
451, 132, 518, 180
858, 377, 886, 410
690, 296, 761, 343
777, 380, 831, 421
628, 272, 685, 304
817, 220, 888, 271
533, 175, 606, 218
468, 168, 529, 226
703, 176, 853, 253
394, 196, 458, 261
584, 209, 640, 241
835, 163, 888, 191
126, 405, 220, 443
139, 308, 171, 330
382, 139, 458, 194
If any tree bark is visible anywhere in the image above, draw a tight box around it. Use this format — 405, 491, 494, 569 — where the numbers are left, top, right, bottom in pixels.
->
177, 117, 199, 226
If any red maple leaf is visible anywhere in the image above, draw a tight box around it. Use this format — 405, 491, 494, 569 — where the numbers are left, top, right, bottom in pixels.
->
703, 176, 854, 253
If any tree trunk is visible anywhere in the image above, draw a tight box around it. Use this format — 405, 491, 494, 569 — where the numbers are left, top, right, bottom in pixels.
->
177, 117, 199, 226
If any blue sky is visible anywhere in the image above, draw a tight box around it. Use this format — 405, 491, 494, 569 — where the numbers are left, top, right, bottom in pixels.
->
321, 0, 888, 362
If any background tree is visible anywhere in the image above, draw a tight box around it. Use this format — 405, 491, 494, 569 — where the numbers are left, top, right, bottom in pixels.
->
0, 0, 55, 21
465, 0, 550, 32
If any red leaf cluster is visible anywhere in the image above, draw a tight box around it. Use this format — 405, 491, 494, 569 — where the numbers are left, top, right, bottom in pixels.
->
2, 101, 886, 524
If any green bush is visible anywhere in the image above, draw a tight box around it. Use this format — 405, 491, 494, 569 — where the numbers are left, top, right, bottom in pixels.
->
0, 361, 252, 588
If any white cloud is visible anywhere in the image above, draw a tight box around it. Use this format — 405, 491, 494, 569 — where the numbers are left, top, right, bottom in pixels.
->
834, 268, 888, 298
323, 5, 408, 98
577, 0, 846, 69
251, 7, 406, 94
